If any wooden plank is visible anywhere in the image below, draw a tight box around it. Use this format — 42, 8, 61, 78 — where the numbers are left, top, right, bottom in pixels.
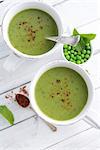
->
0, 118, 90, 150
55, 0, 98, 32
46, 128, 100, 150
40, 0, 69, 6
0, 27, 10, 58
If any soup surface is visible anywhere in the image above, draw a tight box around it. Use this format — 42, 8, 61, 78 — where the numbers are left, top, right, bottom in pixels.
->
8, 9, 58, 55
35, 67, 88, 121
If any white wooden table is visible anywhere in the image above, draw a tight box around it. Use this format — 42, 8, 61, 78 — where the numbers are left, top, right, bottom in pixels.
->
0, 0, 100, 149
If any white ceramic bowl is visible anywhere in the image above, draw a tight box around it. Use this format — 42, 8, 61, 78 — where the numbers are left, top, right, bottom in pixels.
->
2, 1, 63, 58
30, 60, 94, 125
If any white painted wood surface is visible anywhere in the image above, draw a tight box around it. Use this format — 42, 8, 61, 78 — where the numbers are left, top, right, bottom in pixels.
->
0, 0, 100, 149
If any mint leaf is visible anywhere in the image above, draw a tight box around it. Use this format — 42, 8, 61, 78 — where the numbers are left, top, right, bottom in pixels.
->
80, 34, 96, 41
73, 28, 79, 35
0, 105, 14, 125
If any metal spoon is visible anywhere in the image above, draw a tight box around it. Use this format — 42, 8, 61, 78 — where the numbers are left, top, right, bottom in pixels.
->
46, 35, 80, 46
15, 93, 57, 132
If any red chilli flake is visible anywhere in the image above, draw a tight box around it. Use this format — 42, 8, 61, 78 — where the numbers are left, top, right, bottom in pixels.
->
19, 86, 29, 96
15, 94, 30, 108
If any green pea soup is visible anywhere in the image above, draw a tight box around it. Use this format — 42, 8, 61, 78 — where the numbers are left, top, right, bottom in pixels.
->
35, 67, 88, 121
8, 9, 58, 55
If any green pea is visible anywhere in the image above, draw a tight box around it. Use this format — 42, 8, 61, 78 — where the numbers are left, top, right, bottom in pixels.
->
76, 55, 81, 60
87, 50, 91, 55
81, 54, 85, 58
86, 43, 90, 47
70, 54, 74, 59
85, 54, 90, 59
71, 50, 74, 54
78, 51, 81, 55
82, 49, 87, 54
64, 52, 68, 56
84, 58, 87, 62
63, 44, 68, 49
68, 51, 71, 54
87, 46, 91, 49
74, 56, 77, 60
70, 58, 74, 62
81, 59, 84, 63
68, 46, 71, 50
76, 60, 81, 64
66, 55, 70, 60
74, 51, 77, 55
64, 48, 68, 52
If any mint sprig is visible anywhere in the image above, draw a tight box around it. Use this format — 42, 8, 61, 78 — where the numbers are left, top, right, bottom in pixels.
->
0, 105, 14, 125
73, 28, 96, 51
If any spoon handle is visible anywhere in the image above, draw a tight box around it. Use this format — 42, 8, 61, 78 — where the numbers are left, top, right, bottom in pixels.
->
46, 35, 80, 46
33, 111, 57, 132
43, 119, 57, 132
